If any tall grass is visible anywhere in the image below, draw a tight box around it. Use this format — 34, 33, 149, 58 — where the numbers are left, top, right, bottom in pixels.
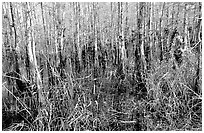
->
2, 47, 202, 131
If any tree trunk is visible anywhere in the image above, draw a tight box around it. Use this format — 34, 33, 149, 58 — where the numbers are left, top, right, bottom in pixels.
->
9, 2, 20, 111
159, 3, 165, 62
27, 2, 46, 107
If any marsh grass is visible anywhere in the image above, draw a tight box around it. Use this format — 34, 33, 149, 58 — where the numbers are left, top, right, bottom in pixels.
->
2, 47, 202, 131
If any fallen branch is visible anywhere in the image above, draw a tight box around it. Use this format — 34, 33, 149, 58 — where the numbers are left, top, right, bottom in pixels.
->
119, 120, 138, 124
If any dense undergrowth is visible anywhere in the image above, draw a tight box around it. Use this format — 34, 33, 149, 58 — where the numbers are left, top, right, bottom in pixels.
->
2, 47, 202, 131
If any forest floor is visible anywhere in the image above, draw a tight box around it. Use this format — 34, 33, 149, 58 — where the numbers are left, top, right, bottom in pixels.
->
2, 52, 202, 131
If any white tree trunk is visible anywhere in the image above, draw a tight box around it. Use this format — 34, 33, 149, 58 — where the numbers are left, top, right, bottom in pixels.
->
27, 3, 46, 106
